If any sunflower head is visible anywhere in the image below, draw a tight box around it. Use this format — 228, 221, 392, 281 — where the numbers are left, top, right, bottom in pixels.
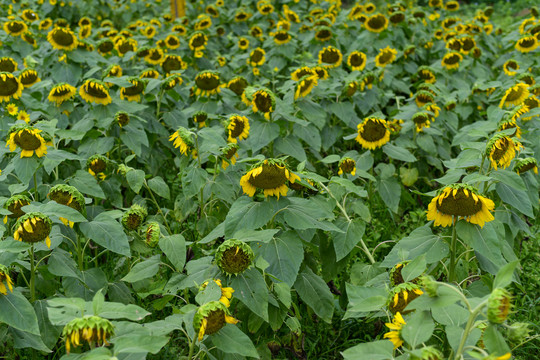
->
13, 212, 52, 247
499, 83, 529, 108
193, 71, 221, 97
388, 282, 424, 314
389, 261, 418, 287
347, 51, 367, 71
441, 51, 463, 70
169, 126, 194, 156
162, 55, 186, 75
417, 66, 436, 84
0, 264, 14, 296
248, 47, 266, 67
312, 66, 329, 80
384, 312, 406, 349
6, 125, 49, 158
355, 117, 391, 150
47, 27, 78, 51
0, 57, 17, 73
113, 111, 129, 128
251, 88, 276, 119
0, 72, 24, 103
486, 134, 522, 170
318, 46, 343, 68
97, 38, 115, 55
193, 301, 238, 341
215, 239, 254, 276
220, 143, 240, 169
192, 111, 208, 128
3, 20, 28, 36
517, 73, 535, 87
426, 183, 495, 228
4, 194, 31, 219
145, 222, 161, 248
48, 83, 77, 105
487, 288, 512, 324
365, 13, 388, 32
338, 157, 356, 176
498, 117, 521, 138
120, 77, 146, 102
48, 184, 85, 215
514, 157, 538, 175
122, 204, 147, 231
19, 69, 40, 88
295, 75, 318, 100
189, 31, 208, 51
375, 46, 398, 68
314, 26, 332, 42
412, 111, 432, 132
226, 114, 250, 143
86, 154, 109, 180
162, 74, 182, 91
240, 158, 300, 198
515, 36, 538, 53
62, 315, 114, 354
79, 79, 112, 106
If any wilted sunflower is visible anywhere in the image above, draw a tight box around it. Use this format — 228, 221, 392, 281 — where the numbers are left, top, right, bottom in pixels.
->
460, 36, 476, 54
144, 222, 160, 248
514, 157, 538, 175
120, 77, 145, 102
314, 26, 332, 42
0, 265, 14, 296
122, 204, 147, 231
163, 74, 183, 90
0, 72, 24, 103
498, 117, 521, 138
39, 18, 52, 30
194, 301, 238, 342
522, 95, 539, 120
48, 184, 85, 227
441, 52, 463, 70
347, 51, 367, 71
140, 68, 159, 79
251, 88, 275, 120
104, 64, 122, 79
515, 36, 538, 53
47, 27, 78, 51
227, 114, 250, 143
291, 67, 316, 81
355, 117, 390, 150
417, 66, 436, 84
19, 69, 40, 88
227, 76, 248, 96
384, 312, 406, 349
312, 66, 329, 80
499, 83, 529, 108
221, 143, 239, 169
169, 126, 193, 156
193, 71, 221, 97
426, 184, 495, 228
86, 154, 109, 180
189, 32, 208, 51
79, 79, 112, 105
48, 83, 77, 105
415, 90, 435, 108
487, 288, 512, 324
13, 212, 52, 248
96, 38, 114, 56
365, 13, 388, 33
411, 112, 431, 132
486, 134, 522, 170
257, 1, 274, 15
375, 46, 397, 68
388, 283, 424, 314
295, 75, 318, 100
144, 48, 165, 65
503, 60, 519, 76
247, 47, 266, 67
389, 11, 405, 24
338, 157, 356, 175
318, 46, 343, 68
3, 20, 28, 36
240, 159, 300, 199
3, 194, 31, 224
215, 239, 254, 276
63, 315, 114, 354
116, 38, 137, 56
6, 126, 49, 158
162, 55, 186, 75
0, 57, 17, 73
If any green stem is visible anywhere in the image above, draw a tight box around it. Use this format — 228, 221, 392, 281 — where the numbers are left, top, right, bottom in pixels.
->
155, 90, 165, 120
33, 172, 39, 202
454, 301, 487, 360
30, 245, 36, 302
449, 218, 458, 283
144, 180, 173, 234
187, 335, 197, 359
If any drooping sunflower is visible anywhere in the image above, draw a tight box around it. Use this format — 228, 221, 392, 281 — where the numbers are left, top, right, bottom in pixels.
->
412, 112, 432, 132
0, 72, 24, 103
460, 36, 476, 55
388, 282, 424, 314
194, 15, 212, 31
240, 159, 300, 199
486, 134, 522, 170
515, 36, 538, 53
517, 73, 535, 87
169, 127, 193, 156
226, 76, 248, 96
355, 117, 391, 150
47, 27, 78, 51
19, 69, 40, 88
164, 74, 183, 91
3, 20, 28, 36
291, 67, 316, 81
248, 47, 266, 67
441, 51, 463, 70
227, 114, 250, 143
338, 157, 356, 176
194, 301, 238, 342
522, 95, 539, 121
48, 83, 77, 105
221, 143, 239, 169
215, 239, 254, 276
415, 90, 435, 108
13, 212, 53, 248
426, 184, 495, 228
120, 77, 145, 102
375, 46, 398, 68
251, 88, 276, 120
384, 312, 406, 349
273, 30, 292, 45
314, 26, 332, 42
318, 46, 343, 68
122, 204, 147, 231
499, 83, 529, 108
48, 184, 86, 227
312, 66, 329, 80
192, 111, 208, 128
514, 157, 538, 175
162, 55, 186, 75
144, 48, 165, 65
39, 18, 53, 30
115, 111, 130, 128
193, 71, 221, 97
79, 79, 112, 105
3, 194, 31, 224
116, 38, 137, 56
498, 117, 521, 138
347, 51, 367, 71
63, 316, 114, 354
200, 279, 234, 308
389, 11, 405, 24
417, 66, 436, 84
6, 125, 49, 158
188, 31, 208, 51
0, 265, 14, 296
503, 60, 519, 76
0, 57, 17, 73
445, 1, 460, 11
295, 75, 318, 100
140, 68, 159, 79
365, 13, 388, 33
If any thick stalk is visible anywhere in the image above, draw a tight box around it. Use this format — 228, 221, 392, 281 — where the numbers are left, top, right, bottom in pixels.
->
30, 245, 36, 302
454, 302, 487, 360
449, 218, 458, 283
144, 180, 173, 234
187, 336, 197, 359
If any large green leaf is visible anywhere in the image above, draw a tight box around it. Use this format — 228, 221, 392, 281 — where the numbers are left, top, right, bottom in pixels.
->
258, 231, 304, 286
212, 324, 259, 358
496, 182, 534, 217
294, 267, 334, 323
121, 255, 161, 283
401, 311, 435, 348
159, 234, 186, 271
377, 176, 401, 213
230, 268, 269, 322
342, 340, 394, 360
381, 226, 448, 266
79, 212, 130, 257
0, 290, 40, 335
224, 196, 276, 236
332, 218, 366, 261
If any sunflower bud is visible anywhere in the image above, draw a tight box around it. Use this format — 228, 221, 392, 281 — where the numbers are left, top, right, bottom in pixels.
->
215, 239, 254, 276
506, 322, 531, 343
115, 111, 130, 127
122, 204, 147, 231
267, 340, 282, 356
62, 315, 114, 354
13, 212, 52, 248
193, 301, 238, 341
419, 275, 438, 297
410, 346, 444, 360
145, 222, 160, 247
388, 282, 424, 314
487, 288, 512, 324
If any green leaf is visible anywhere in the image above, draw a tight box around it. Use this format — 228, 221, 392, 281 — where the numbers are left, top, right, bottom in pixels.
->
401, 311, 435, 348
79, 212, 131, 257
112, 335, 169, 355
493, 260, 519, 289
92, 289, 105, 316
342, 340, 394, 360
12, 156, 40, 185
274, 135, 306, 162
258, 231, 304, 286
496, 182, 534, 217
96, 302, 150, 321
431, 304, 469, 326
230, 268, 269, 322
159, 234, 186, 271
247, 121, 280, 153
126, 169, 145, 194
212, 324, 259, 358
224, 197, 275, 237
22, 202, 87, 223
48, 248, 83, 281
332, 219, 366, 261
294, 267, 334, 323
69, 170, 106, 198
381, 226, 448, 266
0, 290, 40, 335
483, 324, 511, 356
401, 255, 426, 282
490, 169, 526, 191
377, 176, 401, 213
383, 143, 417, 162
345, 284, 387, 317
121, 255, 160, 283
10, 328, 51, 352
148, 176, 170, 199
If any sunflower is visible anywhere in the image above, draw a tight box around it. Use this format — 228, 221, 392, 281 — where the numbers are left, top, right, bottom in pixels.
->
6, 103, 18, 116
247, 47, 266, 67
215, 239, 254, 276
13, 212, 53, 248
347, 51, 367, 71
3, 20, 28, 36
97, 39, 114, 56
48, 184, 86, 227
86, 154, 108, 180
365, 13, 388, 33
441, 52, 463, 70
169, 127, 193, 156
63, 316, 114, 354
122, 204, 147, 231
515, 36, 539, 53
411, 111, 432, 132
375, 46, 397, 68
47, 83, 76, 106
3, 194, 31, 224
389, 283, 424, 314
162, 55, 186, 75
144, 48, 165, 65
79, 79, 111, 105
0, 265, 14, 296
116, 38, 137, 56
355, 117, 391, 150
227, 76, 248, 96
273, 30, 292, 45
200, 279, 234, 307
384, 312, 406, 349
338, 157, 356, 175
499, 83, 529, 108
140, 69, 159, 79
192, 71, 221, 97
227, 114, 250, 143
194, 15, 212, 31
514, 157, 538, 175
0, 72, 24, 103
221, 143, 239, 169
188, 32, 208, 51
460, 36, 476, 54
417, 66, 436, 84
250, 25, 263, 38
47, 27, 78, 51
251, 88, 275, 120
498, 117, 521, 138
164, 74, 183, 90
194, 301, 238, 342
237, 37, 249, 50
486, 134, 522, 170
0, 57, 17, 73
192, 111, 208, 128
445, 1, 460, 11
312, 66, 329, 80
522, 95, 539, 121
217, 56, 226, 67
291, 67, 316, 81
517, 73, 535, 87
240, 159, 300, 199
258, 2, 274, 15
115, 111, 130, 127
426, 184, 495, 227
503, 60, 519, 76
172, 24, 187, 36
120, 77, 145, 102
318, 46, 343, 68
314, 26, 332, 42
39, 18, 53, 30
360, 72, 377, 91
17, 111, 30, 123
294, 75, 318, 100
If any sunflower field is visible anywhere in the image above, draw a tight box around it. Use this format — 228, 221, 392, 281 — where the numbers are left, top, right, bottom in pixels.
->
0, 0, 539, 359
